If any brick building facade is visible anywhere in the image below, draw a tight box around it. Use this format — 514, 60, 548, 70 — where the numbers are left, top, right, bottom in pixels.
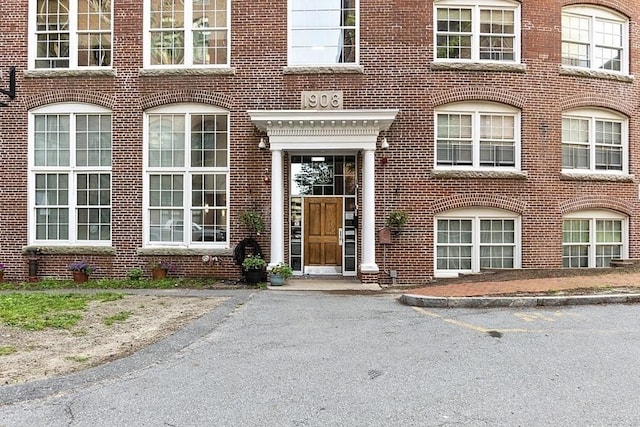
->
0, 0, 638, 286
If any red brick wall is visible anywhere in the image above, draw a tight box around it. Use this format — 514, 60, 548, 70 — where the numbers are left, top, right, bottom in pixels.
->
0, 0, 639, 284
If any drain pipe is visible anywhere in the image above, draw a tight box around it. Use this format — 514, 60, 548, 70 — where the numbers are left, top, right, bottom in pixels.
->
380, 236, 397, 287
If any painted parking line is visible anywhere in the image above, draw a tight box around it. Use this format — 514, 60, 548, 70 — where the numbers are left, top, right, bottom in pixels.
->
412, 307, 537, 334
413, 307, 620, 337
513, 311, 589, 323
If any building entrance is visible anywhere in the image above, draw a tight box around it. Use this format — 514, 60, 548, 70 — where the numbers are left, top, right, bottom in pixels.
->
290, 155, 357, 276
304, 197, 343, 274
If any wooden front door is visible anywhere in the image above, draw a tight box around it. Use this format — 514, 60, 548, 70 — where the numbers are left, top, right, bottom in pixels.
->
304, 197, 343, 267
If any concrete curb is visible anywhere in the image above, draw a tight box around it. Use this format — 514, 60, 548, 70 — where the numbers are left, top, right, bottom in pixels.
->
399, 293, 640, 308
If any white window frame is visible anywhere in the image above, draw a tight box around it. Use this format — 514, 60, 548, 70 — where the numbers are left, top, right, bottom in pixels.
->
434, 207, 521, 278
143, 103, 230, 249
28, 103, 113, 245
434, 0, 521, 63
561, 6, 629, 75
562, 210, 628, 268
142, 0, 231, 68
28, 0, 113, 70
434, 101, 521, 171
561, 108, 628, 175
288, 0, 359, 66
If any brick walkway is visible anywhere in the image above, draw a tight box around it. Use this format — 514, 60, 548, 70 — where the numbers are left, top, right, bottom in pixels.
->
407, 272, 640, 297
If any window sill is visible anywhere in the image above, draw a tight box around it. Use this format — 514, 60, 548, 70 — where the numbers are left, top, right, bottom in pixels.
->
560, 171, 634, 182
24, 69, 116, 78
559, 66, 633, 82
431, 169, 528, 179
138, 247, 234, 257
139, 67, 236, 77
431, 62, 527, 73
283, 65, 364, 75
23, 245, 115, 256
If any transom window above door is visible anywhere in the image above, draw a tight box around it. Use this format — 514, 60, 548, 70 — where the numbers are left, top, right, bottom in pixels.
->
434, 0, 521, 63
289, 0, 358, 66
144, 0, 230, 67
290, 155, 356, 196
30, 0, 113, 69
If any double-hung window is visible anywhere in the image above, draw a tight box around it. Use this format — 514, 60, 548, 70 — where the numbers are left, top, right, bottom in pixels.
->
435, 0, 520, 62
435, 102, 520, 170
144, 0, 230, 67
289, 0, 358, 66
562, 108, 627, 174
562, 6, 628, 74
144, 105, 229, 247
30, 0, 112, 69
29, 104, 112, 244
563, 210, 626, 268
435, 208, 520, 277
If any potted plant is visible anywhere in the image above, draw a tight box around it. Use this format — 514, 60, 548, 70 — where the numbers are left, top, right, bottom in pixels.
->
241, 254, 266, 284
151, 260, 174, 279
241, 210, 265, 236
386, 209, 408, 234
0, 262, 6, 282
68, 261, 96, 283
269, 262, 292, 286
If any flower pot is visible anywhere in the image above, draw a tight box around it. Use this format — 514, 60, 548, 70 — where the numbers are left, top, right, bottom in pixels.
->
0, 271, 4, 283
152, 267, 168, 280
73, 271, 89, 283
269, 273, 286, 286
244, 268, 264, 284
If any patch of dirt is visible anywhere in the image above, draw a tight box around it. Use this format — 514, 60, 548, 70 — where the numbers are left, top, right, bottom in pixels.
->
0, 294, 225, 385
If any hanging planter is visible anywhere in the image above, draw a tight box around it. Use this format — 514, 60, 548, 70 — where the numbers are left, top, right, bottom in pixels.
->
386, 209, 408, 235
241, 210, 265, 236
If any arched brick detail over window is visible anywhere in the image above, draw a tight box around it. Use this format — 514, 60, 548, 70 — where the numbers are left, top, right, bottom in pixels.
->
430, 87, 527, 109
139, 91, 233, 111
559, 0, 632, 19
24, 90, 115, 110
560, 94, 633, 117
431, 194, 527, 215
559, 196, 632, 216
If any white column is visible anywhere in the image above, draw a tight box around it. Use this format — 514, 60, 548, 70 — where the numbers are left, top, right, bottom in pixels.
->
269, 148, 285, 267
360, 149, 379, 273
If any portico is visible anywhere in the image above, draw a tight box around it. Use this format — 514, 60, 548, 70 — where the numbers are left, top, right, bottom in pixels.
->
248, 109, 398, 280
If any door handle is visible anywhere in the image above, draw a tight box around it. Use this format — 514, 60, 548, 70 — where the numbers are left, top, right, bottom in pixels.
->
338, 228, 343, 246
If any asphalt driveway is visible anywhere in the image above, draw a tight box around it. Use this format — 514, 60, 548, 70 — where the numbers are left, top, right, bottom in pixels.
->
2, 289, 640, 426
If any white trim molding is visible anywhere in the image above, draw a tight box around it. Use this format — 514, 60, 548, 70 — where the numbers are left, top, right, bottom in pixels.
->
248, 109, 399, 278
